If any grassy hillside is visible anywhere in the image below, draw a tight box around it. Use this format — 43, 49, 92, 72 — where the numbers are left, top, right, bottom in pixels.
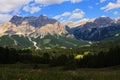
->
34, 34, 89, 49
0, 35, 34, 49
0, 35, 89, 49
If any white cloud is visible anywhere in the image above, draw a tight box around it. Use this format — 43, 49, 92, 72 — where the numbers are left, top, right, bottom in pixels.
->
69, 8, 85, 20
53, 15, 61, 19
35, 0, 83, 5
31, 7, 41, 14
0, 0, 31, 13
23, 5, 41, 14
100, 0, 106, 3
101, 0, 120, 11
101, 15, 107, 17
53, 12, 71, 19
0, 0, 32, 23
71, 0, 83, 3
0, 14, 12, 23
0, 0, 83, 14
53, 8, 85, 23
35, 0, 67, 5
62, 12, 71, 16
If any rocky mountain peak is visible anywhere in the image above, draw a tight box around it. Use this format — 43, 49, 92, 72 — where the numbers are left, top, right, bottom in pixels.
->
82, 17, 114, 29
10, 15, 24, 26
39, 15, 48, 19
10, 15, 57, 27
94, 17, 113, 26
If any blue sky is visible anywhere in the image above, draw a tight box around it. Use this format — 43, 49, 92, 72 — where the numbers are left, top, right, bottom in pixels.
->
0, 0, 120, 23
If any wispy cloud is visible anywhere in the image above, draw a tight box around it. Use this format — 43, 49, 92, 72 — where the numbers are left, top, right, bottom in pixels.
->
0, 0, 31, 13
69, 9, 85, 20
23, 5, 41, 14
35, 0, 83, 5
53, 12, 71, 19
101, 0, 120, 11
53, 8, 85, 23
70, 0, 83, 3
100, 0, 106, 3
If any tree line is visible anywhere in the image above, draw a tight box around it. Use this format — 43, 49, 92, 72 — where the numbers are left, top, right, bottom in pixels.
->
0, 45, 120, 70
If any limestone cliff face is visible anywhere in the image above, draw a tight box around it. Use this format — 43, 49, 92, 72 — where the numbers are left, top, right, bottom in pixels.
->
14, 21, 35, 36
37, 22, 67, 36
0, 22, 14, 36
0, 22, 35, 36
0, 21, 67, 38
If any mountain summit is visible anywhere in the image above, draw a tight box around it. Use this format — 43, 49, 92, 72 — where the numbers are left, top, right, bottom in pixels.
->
10, 15, 57, 27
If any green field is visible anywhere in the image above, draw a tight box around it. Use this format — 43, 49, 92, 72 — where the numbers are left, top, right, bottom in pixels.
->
0, 64, 120, 80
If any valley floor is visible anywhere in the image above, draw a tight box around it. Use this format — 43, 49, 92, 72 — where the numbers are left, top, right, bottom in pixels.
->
0, 64, 120, 80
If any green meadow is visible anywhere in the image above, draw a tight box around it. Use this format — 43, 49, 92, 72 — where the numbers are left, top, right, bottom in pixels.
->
0, 64, 120, 80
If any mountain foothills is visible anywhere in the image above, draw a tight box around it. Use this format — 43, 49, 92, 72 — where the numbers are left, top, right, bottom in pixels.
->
0, 15, 120, 49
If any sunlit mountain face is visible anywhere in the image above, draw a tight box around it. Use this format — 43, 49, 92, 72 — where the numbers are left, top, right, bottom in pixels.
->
0, 0, 120, 49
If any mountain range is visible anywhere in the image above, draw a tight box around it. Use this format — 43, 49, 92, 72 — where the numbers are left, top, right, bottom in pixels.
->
0, 15, 120, 49
66, 17, 120, 41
